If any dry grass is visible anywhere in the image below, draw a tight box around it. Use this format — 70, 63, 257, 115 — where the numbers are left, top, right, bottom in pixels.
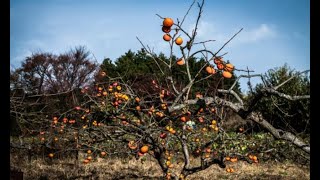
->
10, 153, 309, 180
187, 160, 309, 180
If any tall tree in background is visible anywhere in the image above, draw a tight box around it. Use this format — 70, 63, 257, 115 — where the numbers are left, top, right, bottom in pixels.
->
12, 46, 97, 94
248, 64, 310, 134
10, 46, 98, 136
45, 46, 97, 93
96, 49, 241, 100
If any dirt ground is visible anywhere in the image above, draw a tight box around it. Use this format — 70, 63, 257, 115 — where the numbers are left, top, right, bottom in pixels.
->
10, 152, 310, 180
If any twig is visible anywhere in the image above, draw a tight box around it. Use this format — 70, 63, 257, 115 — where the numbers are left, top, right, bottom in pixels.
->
193, 39, 216, 45
212, 28, 243, 59
136, 36, 166, 75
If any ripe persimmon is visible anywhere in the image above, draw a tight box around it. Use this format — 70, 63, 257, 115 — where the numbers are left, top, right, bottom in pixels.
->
217, 63, 224, 70
224, 63, 234, 72
230, 168, 235, 173
175, 37, 183, 45
180, 116, 187, 122
100, 151, 107, 157
163, 18, 174, 27
170, 129, 176, 134
205, 66, 216, 74
63, 117, 68, 123
222, 71, 232, 78
252, 155, 258, 161
230, 157, 238, 162
140, 145, 149, 153
162, 26, 171, 33
163, 33, 171, 41
176, 58, 185, 65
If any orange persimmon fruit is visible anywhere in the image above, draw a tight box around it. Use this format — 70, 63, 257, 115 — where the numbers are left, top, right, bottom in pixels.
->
222, 71, 232, 78
140, 145, 149, 153
205, 66, 216, 74
163, 18, 174, 27
163, 33, 171, 41
175, 37, 183, 45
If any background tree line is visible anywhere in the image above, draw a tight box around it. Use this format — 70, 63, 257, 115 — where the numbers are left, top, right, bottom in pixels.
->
10, 46, 310, 137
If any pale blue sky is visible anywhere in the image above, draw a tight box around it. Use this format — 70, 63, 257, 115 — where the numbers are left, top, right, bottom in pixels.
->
10, 0, 310, 93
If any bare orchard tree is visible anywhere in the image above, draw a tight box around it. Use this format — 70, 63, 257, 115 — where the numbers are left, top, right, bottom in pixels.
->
10, 1, 309, 179
133, 0, 310, 178
38, 0, 308, 179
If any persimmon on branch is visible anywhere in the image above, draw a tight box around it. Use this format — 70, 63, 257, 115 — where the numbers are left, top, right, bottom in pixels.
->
139, 2, 311, 175
134, 1, 249, 178
138, 15, 242, 109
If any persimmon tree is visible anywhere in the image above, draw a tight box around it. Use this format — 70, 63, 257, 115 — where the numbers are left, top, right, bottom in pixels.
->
43, 0, 308, 179
10, 0, 309, 179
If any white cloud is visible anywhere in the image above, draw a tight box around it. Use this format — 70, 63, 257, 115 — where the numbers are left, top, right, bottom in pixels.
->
187, 21, 276, 45
235, 24, 276, 43
188, 21, 215, 39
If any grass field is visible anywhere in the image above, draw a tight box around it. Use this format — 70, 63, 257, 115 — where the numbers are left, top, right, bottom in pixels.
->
10, 152, 310, 180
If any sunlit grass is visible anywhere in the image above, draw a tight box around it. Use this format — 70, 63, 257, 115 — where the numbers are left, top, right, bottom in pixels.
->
11, 152, 309, 180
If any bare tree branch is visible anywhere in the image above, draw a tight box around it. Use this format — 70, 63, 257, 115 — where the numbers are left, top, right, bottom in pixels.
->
217, 89, 244, 105
263, 88, 310, 100
167, 95, 310, 154
136, 37, 166, 75
247, 112, 309, 153
180, 0, 196, 26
